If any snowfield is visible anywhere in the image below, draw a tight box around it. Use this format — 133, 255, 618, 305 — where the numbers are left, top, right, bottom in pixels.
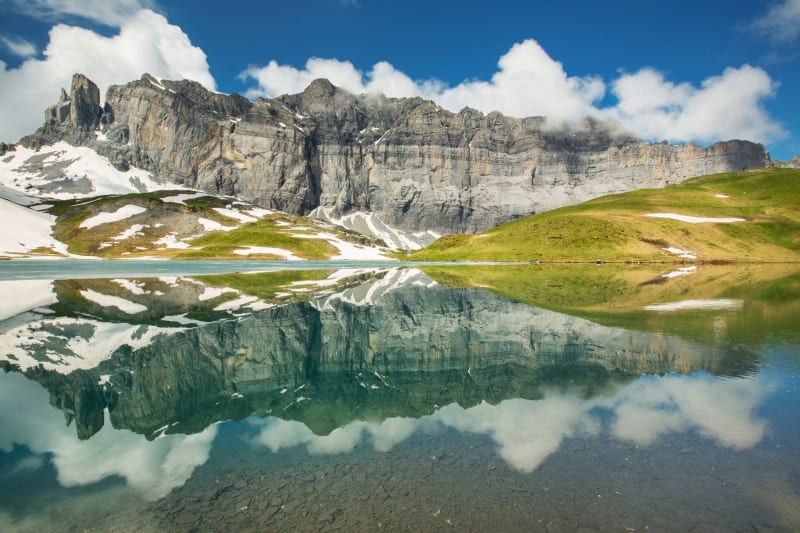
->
0, 142, 182, 199
644, 213, 746, 224
0, 198, 68, 256
80, 205, 147, 229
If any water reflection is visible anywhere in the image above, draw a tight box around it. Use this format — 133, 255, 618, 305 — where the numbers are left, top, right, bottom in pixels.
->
0, 372, 216, 500
246, 371, 770, 473
0, 265, 795, 504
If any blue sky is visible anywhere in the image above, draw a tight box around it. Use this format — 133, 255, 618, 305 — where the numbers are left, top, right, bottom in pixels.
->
1, 0, 798, 160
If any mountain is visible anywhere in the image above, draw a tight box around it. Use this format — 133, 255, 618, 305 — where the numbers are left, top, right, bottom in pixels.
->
8, 73, 769, 249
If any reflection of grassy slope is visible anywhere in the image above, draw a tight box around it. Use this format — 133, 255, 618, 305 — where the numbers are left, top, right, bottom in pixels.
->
195, 270, 337, 300
410, 168, 800, 262
50, 277, 240, 325
423, 264, 800, 346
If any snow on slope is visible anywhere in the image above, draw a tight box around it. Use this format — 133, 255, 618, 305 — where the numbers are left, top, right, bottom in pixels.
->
290, 229, 394, 260
311, 207, 439, 250
0, 197, 69, 256
0, 316, 172, 373
314, 268, 436, 310
0, 142, 181, 199
80, 204, 147, 229
79, 289, 148, 314
644, 213, 746, 224
0, 280, 57, 321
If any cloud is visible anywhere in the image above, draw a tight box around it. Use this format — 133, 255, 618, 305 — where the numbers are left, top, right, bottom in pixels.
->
604, 65, 784, 143
2, 0, 157, 26
0, 35, 38, 58
751, 0, 800, 42
0, 9, 215, 143
240, 39, 783, 144
241, 40, 604, 126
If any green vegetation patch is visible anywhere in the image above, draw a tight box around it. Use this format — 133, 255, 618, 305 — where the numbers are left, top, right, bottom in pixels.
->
185, 220, 337, 259
195, 270, 336, 301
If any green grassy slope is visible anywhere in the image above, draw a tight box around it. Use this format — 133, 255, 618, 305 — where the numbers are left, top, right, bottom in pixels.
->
45, 191, 380, 259
408, 168, 800, 263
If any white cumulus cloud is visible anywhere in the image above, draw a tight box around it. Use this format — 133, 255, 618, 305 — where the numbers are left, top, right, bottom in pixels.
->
0, 9, 215, 143
604, 65, 783, 143
240, 38, 783, 144
751, 0, 800, 42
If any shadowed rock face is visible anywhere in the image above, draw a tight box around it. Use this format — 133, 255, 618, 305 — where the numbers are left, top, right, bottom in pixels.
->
21, 73, 768, 239
6, 272, 755, 440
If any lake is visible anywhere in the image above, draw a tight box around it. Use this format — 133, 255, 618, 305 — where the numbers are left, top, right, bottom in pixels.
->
1, 262, 798, 531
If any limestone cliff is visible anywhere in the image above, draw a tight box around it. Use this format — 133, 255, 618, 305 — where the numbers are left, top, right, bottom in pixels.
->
20, 73, 769, 243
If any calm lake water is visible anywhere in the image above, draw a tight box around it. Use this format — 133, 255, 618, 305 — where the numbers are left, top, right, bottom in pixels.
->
0, 263, 798, 532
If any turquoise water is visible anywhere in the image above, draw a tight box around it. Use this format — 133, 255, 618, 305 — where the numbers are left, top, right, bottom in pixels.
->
0, 266, 798, 531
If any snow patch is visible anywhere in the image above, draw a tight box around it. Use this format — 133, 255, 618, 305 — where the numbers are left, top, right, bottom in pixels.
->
643, 299, 744, 312
290, 230, 392, 260
113, 224, 145, 241
645, 213, 745, 224
154, 233, 190, 249
0, 142, 181, 199
80, 205, 147, 229
80, 289, 148, 314
198, 218, 236, 232
198, 286, 238, 301
661, 266, 698, 279
112, 279, 146, 295
213, 207, 257, 224
310, 207, 437, 251
0, 198, 72, 256
163, 314, 208, 326
0, 280, 56, 321
0, 317, 172, 373
233, 246, 303, 260
663, 247, 697, 260
161, 192, 207, 205
316, 268, 435, 309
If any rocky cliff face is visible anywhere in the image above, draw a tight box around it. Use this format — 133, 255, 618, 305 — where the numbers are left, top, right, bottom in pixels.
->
21, 73, 769, 243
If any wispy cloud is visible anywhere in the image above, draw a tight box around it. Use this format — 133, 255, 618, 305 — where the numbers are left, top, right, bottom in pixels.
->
0, 35, 38, 58
750, 0, 800, 42
1, 0, 157, 27
240, 39, 784, 145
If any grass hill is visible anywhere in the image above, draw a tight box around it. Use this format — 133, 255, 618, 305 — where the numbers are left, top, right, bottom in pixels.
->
35, 191, 389, 260
407, 168, 800, 263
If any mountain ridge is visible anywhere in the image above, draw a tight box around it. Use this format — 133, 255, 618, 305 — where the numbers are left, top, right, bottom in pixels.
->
12, 73, 770, 248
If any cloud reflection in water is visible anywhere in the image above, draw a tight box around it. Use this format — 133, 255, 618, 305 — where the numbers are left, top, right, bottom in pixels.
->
249, 371, 771, 473
0, 372, 217, 500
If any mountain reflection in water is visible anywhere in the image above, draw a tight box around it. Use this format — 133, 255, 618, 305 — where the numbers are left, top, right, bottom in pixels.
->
0, 265, 797, 531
